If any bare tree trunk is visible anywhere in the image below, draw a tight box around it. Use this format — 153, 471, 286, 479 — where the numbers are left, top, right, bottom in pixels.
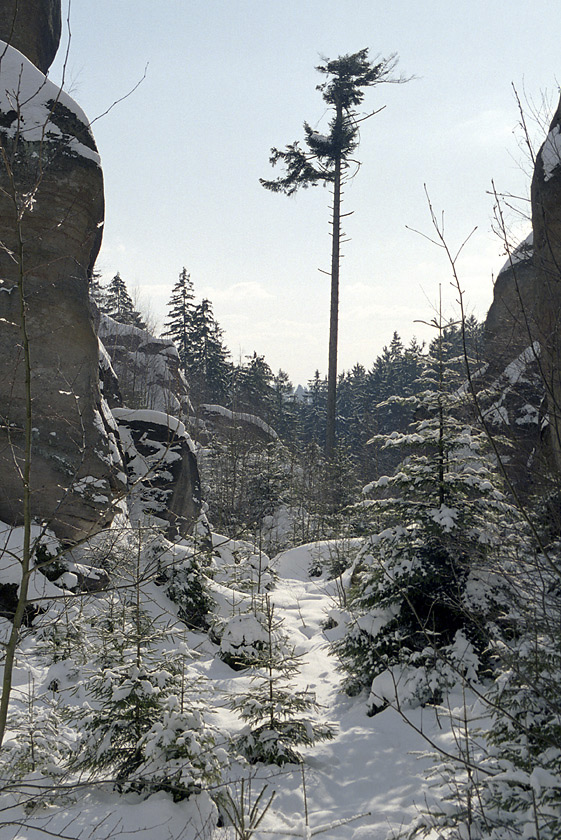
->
325, 107, 343, 460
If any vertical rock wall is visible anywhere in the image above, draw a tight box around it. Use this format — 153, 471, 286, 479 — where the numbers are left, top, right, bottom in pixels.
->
483, 235, 537, 379
0, 7, 126, 542
531, 92, 561, 473
0, 0, 61, 73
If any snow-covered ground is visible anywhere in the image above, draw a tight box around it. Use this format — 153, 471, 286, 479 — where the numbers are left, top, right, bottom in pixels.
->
0, 535, 460, 840
203, 541, 453, 840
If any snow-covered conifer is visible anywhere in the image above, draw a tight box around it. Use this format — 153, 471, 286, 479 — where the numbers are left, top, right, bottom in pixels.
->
103, 272, 146, 328
157, 544, 214, 630
71, 591, 222, 799
407, 546, 561, 840
0, 694, 72, 783
162, 267, 196, 373
231, 596, 334, 765
336, 316, 520, 709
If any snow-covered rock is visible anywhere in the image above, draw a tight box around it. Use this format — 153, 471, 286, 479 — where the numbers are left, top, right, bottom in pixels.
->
484, 232, 538, 379
113, 408, 201, 539
200, 403, 278, 442
0, 38, 126, 542
98, 314, 192, 419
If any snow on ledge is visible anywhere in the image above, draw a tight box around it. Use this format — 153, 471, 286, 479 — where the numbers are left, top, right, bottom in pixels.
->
0, 40, 100, 165
541, 124, 561, 181
112, 407, 197, 455
112, 407, 186, 437
497, 232, 533, 277
98, 315, 178, 353
502, 341, 541, 385
201, 404, 278, 439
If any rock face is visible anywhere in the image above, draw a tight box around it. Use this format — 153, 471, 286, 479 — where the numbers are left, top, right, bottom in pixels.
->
0, 0, 61, 73
480, 342, 545, 496
482, 94, 561, 488
531, 92, 561, 473
484, 235, 539, 379
112, 409, 201, 539
0, 41, 126, 542
199, 404, 278, 444
97, 314, 192, 419
97, 319, 203, 538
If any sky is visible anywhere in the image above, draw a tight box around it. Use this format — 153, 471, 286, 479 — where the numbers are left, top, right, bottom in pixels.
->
49, 1, 559, 386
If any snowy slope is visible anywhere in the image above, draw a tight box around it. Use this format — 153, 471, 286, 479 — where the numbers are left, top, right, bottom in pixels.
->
205, 541, 452, 840
0, 533, 460, 840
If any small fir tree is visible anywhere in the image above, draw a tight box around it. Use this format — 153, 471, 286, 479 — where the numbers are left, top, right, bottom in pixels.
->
0, 690, 71, 783
71, 586, 222, 799
158, 548, 214, 631
231, 596, 333, 765
406, 543, 561, 840
103, 272, 146, 328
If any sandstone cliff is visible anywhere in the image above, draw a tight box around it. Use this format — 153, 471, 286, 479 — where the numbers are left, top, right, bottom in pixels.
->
113, 408, 201, 539
97, 314, 192, 418
531, 92, 561, 474
484, 234, 537, 379
0, 29, 126, 541
0, 0, 61, 73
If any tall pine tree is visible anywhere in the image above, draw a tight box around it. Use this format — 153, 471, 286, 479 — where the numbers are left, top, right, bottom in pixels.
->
261, 49, 406, 457
163, 268, 196, 373
189, 298, 231, 406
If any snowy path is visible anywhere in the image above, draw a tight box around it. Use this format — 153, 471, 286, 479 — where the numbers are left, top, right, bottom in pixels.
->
213, 540, 447, 840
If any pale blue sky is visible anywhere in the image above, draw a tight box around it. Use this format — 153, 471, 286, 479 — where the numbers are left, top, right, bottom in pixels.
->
51, 1, 558, 385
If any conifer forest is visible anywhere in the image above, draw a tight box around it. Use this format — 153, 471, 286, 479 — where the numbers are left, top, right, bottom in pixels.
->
1, 5, 561, 840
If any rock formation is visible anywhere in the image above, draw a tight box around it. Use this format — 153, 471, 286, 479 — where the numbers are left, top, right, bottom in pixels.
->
0, 0, 61, 74
96, 317, 202, 537
97, 314, 192, 419
112, 409, 201, 539
531, 92, 561, 474
482, 94, 561, 491
0, 13, 126, 542
199, 404, 278, 444
484, 235, 538, 379
0, 2, 203, 546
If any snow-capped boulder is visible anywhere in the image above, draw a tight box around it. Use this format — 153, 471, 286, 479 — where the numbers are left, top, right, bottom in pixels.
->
0, 0, 61, 73
97, 314, 192, 419
112, 408, 201, 539
0, 39, 126, 542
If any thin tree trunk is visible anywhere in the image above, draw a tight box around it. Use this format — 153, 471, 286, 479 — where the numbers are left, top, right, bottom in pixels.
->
325, 107, 343, 459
